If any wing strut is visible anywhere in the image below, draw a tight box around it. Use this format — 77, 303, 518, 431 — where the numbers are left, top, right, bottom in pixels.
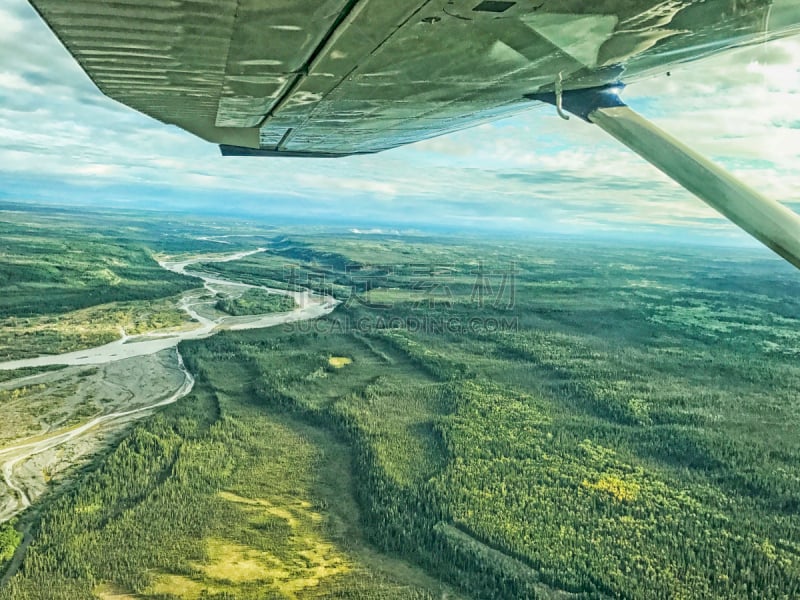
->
533, 84, 800, 271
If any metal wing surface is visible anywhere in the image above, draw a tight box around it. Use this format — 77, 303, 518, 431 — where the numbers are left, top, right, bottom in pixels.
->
27, 0, 800, 156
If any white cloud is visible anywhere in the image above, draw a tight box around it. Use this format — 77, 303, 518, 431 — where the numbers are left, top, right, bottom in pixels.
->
0, 72, 40, 94
73, 164, 121, 177
0, 7, 24, 41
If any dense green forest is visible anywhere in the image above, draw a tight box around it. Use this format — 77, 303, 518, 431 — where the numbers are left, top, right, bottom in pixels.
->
0, 219, 196, 319
2, 213, 800, 598
215, 289, 296, 316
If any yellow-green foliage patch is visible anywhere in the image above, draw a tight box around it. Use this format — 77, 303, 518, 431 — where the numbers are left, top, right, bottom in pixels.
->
93, 582, 141, 600
582, 475, 641, 502
74, 503, 101, 515
328, 356, 352, 368
149, 574, 213, 600
198, 539, 287, 582
201, 491, 351, 595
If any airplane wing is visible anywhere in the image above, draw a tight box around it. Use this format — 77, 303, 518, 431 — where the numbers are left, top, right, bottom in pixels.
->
27, 0, 800, 156
26, 0, 800, 271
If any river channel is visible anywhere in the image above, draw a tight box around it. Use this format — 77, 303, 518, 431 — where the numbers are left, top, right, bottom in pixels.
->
0, 248, 337, 523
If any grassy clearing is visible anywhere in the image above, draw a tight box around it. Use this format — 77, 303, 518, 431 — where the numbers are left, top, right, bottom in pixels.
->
327, 356, 352, 368
93, 583, 139, 600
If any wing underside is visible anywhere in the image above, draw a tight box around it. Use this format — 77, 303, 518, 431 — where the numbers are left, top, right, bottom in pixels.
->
28, 0, 800, 156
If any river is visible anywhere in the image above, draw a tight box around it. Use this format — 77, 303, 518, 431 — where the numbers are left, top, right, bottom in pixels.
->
0, 248, 336, 371
0, 248, 338, 523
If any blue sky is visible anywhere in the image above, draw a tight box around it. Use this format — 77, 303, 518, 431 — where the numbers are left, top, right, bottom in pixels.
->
1, 0, 800, 244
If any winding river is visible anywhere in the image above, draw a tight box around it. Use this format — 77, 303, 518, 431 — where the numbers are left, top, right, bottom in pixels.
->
0, 248, 338, 523
0, 248, 336, 371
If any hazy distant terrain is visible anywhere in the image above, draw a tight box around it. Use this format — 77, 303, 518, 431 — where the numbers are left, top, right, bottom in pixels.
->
2, 204, 800, 598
